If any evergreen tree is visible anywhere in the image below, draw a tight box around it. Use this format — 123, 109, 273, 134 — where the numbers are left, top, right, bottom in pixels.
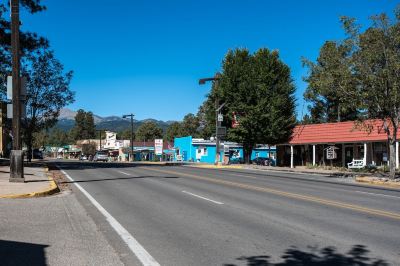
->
135, 121, 163, 142
71, 109, 96, 140
204, 48, 296, 163
165, 122, 183, 142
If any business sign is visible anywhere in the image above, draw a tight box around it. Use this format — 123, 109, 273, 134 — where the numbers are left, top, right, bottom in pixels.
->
326, 146, 338, 160
155, 139, 163, 155
217, 126, 226, 137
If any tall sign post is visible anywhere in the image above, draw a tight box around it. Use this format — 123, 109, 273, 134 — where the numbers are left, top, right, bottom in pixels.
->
155, 139, 163, 161
199, 73, 224, 165
122, 114, 134, 161
10, 0, 24, 182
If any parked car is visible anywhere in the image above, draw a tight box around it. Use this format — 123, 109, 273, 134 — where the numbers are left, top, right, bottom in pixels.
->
252, 157, 275, 166
79, 154, 88, 161
93, 151, 108, 162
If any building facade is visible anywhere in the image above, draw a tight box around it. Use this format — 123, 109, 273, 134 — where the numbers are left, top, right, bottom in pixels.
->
174, 136, 276, 164
277, 120, 400, 169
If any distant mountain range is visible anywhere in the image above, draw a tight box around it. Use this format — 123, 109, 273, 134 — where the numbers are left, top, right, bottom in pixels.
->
56, 108, 176, 132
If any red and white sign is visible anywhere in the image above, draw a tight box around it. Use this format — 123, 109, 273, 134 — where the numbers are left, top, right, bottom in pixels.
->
155, 139, 163, 155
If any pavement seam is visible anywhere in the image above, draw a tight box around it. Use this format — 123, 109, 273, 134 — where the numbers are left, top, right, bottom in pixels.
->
0, 166, 60, 199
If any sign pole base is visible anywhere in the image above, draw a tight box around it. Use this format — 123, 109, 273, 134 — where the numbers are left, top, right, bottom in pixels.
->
9, 150, 24, 182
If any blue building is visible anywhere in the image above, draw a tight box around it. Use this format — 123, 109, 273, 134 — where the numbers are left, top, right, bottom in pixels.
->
174, 136, 276, 164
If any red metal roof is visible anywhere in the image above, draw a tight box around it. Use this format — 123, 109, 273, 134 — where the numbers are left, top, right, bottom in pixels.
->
289, 120, 394, 145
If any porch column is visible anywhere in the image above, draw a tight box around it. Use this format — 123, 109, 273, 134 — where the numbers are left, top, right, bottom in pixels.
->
363, 143, 367, 166
290, 145, 294, 168
312, 145, 316, 166
396, 141, 399, 169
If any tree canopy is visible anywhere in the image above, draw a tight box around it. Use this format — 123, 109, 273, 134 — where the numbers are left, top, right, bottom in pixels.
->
203, 48, 296, 163
70, 109, 96, 140
135, 121, 163, 142
303, 8, 400, 178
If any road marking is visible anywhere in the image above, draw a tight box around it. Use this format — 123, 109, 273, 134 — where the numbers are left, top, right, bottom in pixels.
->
59, 168, 160, 266
118, 171, 131, 176
143, 167, 400, 221
355, 190, 400, 199
182, 191, 224, 205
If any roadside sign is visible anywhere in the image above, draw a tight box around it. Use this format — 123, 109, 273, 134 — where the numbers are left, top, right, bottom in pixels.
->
7, 103, 26, 119
326, 146, 338, 160
155, 139, 163, 155
217, 126, 226, 137
217, 113, 223, 122
7, 76, 27, 100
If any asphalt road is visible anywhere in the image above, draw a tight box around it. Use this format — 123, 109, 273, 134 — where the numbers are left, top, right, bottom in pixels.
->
57, 161, 400, 266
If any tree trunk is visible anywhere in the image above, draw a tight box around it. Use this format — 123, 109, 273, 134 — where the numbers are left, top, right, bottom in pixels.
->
27, 141, 32, 163
243, 144, 253, 164
389, 139, 396, 179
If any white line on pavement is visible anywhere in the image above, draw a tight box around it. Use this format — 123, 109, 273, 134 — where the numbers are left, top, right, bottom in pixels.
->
60, 168, 160, 266
118, 171, 131, 176
355, 190, 400, 199
182, 190, 224, 205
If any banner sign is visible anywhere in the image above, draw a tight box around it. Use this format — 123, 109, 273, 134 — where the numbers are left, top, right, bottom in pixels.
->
155, 139, 163, 155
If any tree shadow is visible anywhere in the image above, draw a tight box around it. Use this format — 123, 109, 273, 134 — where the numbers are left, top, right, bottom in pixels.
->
0, 239, 48, 266
59, 175, 179, 184
224, 245, 389, 266
48, 160, 184, 171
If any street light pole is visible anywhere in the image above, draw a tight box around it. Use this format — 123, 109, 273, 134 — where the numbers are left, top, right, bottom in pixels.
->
123, 114, 134, 162
10, 0, 24, 182
199, 73, 223, 165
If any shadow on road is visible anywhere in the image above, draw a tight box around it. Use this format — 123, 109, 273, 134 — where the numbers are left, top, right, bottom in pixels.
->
0, 239, 48, 266
60, 175, 179, 184
224, 245, 389, 266
49, 160, 181, 171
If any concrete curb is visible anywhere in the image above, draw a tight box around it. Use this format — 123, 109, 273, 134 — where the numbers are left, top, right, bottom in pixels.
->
355, 176, 400, 188
0, 166, 60, 199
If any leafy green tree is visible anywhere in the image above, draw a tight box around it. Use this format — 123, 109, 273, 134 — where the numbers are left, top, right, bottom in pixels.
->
165, 122, 183, 141
207, 48, 296, 163
1, 0, 48, 98
304, 8, 400, 179
181, 113, 200, 137
70, 109, 96, 140
302, 41, 358, 123
117, 129, 135, 140
47, 128, 71, 147
135, 121, 163, 142
22, 49, 74, 161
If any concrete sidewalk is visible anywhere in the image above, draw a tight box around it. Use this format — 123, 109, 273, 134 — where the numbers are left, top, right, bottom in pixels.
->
0, 164, 59, 198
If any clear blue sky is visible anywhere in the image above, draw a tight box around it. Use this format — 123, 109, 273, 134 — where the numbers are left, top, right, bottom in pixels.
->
21, 0, 396, 121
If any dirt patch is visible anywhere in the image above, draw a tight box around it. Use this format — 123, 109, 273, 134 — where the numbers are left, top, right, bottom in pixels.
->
47, 164, 71, 192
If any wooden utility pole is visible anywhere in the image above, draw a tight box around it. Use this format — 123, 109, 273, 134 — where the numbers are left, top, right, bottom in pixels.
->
10, 0, 24, 182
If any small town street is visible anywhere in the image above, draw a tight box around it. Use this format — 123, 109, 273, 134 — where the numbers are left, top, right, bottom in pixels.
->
46, 162, 400, 265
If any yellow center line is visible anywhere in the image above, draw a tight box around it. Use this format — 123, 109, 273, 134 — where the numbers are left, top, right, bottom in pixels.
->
142, 167, 400, 221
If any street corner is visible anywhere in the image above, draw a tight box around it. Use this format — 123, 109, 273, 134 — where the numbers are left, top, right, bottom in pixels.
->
355, 176, 400, 188
0, 166, 60, 199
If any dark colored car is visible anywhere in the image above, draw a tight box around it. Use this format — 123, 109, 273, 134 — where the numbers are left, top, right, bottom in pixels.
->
252, 157, 274, 166
32, 149, 43, 159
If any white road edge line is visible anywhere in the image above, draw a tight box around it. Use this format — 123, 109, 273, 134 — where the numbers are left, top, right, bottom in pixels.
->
59, 168, 160, 266
355, 190, 400, 199
182, 190, 224, 205
118, 171, 131, 176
